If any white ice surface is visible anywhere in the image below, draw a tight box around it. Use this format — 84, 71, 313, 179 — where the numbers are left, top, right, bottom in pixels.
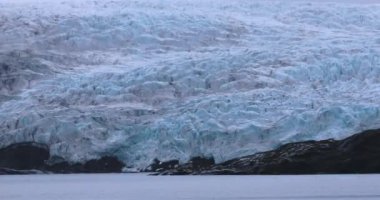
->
1, 0, 380, 168
1, 174, 380, 200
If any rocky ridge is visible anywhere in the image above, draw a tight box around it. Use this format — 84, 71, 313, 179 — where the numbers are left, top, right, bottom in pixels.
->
151, 129, 380, 175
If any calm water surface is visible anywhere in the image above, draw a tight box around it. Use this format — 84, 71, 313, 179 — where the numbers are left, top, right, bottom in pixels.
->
1, 174, 380, 200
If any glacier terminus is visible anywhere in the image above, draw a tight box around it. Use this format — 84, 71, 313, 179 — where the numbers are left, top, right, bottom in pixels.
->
0, 0, 380, 169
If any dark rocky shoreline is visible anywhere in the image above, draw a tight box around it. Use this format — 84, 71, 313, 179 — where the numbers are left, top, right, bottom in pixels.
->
0, 142, 125, 175
149, 129, 380, 175
1, 129, 380, 175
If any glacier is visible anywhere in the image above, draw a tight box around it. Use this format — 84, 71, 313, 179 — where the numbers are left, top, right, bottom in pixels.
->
0, 0, 380, 168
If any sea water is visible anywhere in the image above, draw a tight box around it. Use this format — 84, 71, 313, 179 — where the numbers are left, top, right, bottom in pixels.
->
1, 174, 380, 200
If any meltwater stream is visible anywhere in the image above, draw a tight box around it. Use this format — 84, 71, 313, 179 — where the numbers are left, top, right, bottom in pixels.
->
1, 174, 380, 200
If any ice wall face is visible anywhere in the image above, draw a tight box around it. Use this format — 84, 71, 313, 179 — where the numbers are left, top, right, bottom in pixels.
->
0, 0, 380, 168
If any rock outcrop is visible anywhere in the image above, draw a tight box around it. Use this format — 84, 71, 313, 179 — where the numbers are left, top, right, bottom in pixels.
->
0, 168, 44, 175
155, 129, 380, 175
0, 142, 50, 170
0, 142, 125, 175
146, 159, 180, 173
45, 156, 125, 174
148, 156, 215, 175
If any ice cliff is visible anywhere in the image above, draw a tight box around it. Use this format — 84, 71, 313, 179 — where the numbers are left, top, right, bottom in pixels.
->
0, 0, 380, 168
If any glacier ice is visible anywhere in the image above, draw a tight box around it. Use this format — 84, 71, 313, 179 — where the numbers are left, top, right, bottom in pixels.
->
0, 0, 380, 168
